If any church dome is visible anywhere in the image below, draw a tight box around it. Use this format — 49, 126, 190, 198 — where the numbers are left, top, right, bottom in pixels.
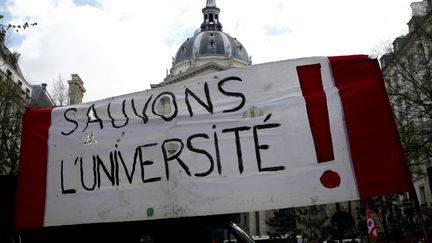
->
160, 0, 251, 84
173, 31, 250, 67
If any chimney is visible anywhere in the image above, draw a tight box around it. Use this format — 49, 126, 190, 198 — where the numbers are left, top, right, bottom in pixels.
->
67, 74, 86, 105
41, 83, 47, 90
411, 0, 429, 16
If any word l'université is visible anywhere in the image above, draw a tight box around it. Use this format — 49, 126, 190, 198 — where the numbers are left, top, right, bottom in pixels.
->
59, 76, 286, 194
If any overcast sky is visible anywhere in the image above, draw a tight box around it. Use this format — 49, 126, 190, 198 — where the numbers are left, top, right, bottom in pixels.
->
1, 0, 416, 102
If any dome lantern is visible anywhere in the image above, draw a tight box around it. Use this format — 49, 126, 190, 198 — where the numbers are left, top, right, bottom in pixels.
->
201, 0, 222, 31
156, 0, 251, 87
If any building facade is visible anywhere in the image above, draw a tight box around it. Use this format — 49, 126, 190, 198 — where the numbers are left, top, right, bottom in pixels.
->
0, 33, 32, 104
0, 31, 56, 108
380, 0, 432, 209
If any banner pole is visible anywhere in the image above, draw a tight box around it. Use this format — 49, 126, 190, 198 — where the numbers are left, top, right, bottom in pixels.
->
409, 191, 430, 243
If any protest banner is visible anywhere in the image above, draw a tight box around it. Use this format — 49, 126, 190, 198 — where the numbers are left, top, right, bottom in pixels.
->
14, 55, 413, 229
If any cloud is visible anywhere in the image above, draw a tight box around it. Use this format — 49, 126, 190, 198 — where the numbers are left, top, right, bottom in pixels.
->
6, 0, 179, 101
265, 25, 291, 36
2, 0, 415, 102
72, 0, 101, 8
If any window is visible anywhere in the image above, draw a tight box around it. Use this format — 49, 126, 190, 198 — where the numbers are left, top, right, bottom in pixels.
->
25, 88, 31, 102
419, 185, 427, 205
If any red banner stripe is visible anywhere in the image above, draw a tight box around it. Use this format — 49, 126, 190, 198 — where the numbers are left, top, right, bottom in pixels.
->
297, 63, 335, 163
14, 108, 52, 229
329, 55, 413, 198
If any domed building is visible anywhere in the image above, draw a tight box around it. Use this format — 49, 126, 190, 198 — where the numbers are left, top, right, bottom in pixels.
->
153, 0, 251, 87
152, 0, 274, 238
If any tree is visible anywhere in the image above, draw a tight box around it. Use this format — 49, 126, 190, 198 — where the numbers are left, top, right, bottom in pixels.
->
268, 205, 341, 242
376, 6, 431, 242
0, 77, 27, 175
51, 74, 69, 106
296, 205, 331, 242
355, 195, 421, 242
0, 15, 37, 34
267, 208, 298, 238
381, 9, 432, 176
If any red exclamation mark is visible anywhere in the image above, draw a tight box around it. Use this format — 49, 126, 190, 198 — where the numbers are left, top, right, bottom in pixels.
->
297, 63, 340, 189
